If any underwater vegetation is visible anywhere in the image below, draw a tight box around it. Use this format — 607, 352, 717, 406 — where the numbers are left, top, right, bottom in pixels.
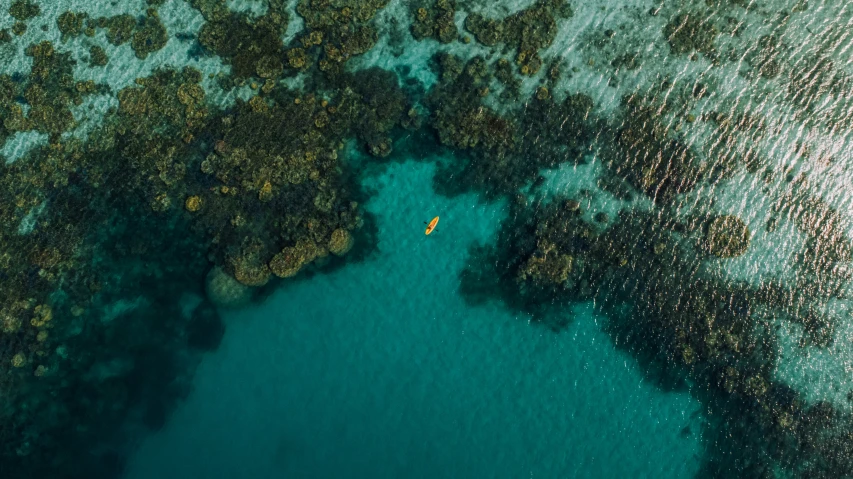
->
459, 193, 853, 477
0, 0, 853, 478
704, 214, 750, 258
663, 12, 719, 58
428, 54, 593, 199
464, 0, 572, 76
0, 0, 411, 476
438, 3, 853, 476
608, 94, 709, 204
410, 0, 458, 44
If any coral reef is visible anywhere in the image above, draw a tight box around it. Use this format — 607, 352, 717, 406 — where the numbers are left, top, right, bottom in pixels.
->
663, 13, 719, 57
704, 215, 750, 258
198, 8, 288, 80
103, 14, 137, 45
459, 197, 618, 326
0, 41, 106, 137
517, 240, 574, 286
464, 0, 572, 75
751, 35, 782, 79
9, 0, 40, 21
295, 0, 389, 77
428, 55, 594, 199
57, 11, 87, 40
131, 9, 169, 59
11, 21, 26, 36
0, 2, 409, 470
459, 195, 853, 475
270, 239, 326, 278
1, 1, 853, 478
411, 0, 457, 44
610, 95, 706, 203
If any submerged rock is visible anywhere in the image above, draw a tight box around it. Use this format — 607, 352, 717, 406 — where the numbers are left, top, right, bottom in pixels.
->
517, 241, 574, 286
205, 266, 251, 308
329, 228, 354, 256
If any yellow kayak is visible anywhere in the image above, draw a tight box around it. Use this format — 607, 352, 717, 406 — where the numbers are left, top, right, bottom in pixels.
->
425, 216, 439, 235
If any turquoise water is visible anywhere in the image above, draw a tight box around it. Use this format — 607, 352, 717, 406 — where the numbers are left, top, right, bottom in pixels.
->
7, 0, 853, 476
126, 160, 702, 478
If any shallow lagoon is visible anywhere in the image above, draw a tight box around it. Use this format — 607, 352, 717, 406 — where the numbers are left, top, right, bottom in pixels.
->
127, 161, 703, 478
